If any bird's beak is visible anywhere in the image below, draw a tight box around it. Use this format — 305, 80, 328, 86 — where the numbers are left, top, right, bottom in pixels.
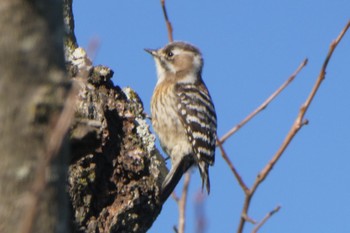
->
144, 48, 158, 57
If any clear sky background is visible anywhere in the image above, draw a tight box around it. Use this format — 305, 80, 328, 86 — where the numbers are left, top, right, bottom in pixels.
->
73, 1, 350, 232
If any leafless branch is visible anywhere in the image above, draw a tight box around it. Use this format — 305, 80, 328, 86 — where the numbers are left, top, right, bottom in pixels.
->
253, 19, 350, 193
86, 37, 101, 61
236, 20, 350, 233
216, 58, 308, 212
195, 192, 207, 233
173, 226, 179, 233
242, 213, 256, 225
217, 140, 249, 194
252, 205, 281, 233
172, 191, 180, 203
300, 20, 350, 119
218, 58, 308, 145
176, 172, 191, 233
160, 0, 174, 42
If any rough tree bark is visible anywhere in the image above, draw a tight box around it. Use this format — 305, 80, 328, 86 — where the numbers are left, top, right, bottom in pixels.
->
0, 0, 167, 232
0, 0, 69, 233
64, 0, 168, 232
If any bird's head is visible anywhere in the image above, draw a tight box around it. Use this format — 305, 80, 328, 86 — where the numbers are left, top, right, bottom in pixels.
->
145, 41, 203, 84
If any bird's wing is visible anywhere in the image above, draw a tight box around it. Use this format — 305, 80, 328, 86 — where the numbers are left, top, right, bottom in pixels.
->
174, 81, 217, 165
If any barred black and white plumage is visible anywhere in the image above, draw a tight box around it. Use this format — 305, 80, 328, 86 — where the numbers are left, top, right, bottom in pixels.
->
175, 82, 217, 192
145, 41, 217, 202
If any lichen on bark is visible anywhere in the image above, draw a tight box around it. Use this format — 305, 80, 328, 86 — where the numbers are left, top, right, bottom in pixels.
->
67, 47, 167, 233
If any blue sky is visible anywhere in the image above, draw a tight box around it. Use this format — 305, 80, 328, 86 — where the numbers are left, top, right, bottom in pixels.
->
74, 1, 350, 232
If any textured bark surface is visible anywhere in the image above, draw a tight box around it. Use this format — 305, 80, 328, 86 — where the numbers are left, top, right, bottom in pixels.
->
66, 48, 167, 233
62, 0, 169, 231
0, 0, 168, 232
63, 4, 168, 231
0, 0, 69, 233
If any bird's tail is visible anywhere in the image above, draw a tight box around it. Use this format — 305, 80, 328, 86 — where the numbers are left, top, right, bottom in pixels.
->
198, 161, 210, 194
160, 156, 194, 202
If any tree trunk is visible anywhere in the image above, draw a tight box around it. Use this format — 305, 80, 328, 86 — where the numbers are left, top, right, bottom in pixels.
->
0, 0, 168, 232
0, 0, 69, 233
64, 1, 168, 232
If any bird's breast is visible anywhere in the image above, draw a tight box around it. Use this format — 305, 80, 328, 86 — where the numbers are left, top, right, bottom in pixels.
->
151, 83, 192, 161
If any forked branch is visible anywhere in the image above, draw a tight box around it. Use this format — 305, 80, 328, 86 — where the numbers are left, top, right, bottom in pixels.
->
218, 59, 308, 145
235, 20, 350, 233
252, 205, 281, 233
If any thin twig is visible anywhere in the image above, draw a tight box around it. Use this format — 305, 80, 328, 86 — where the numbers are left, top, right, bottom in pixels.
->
160, 0, 174, 42
218, 59, 308, 145
177, 172, 191, 233
236, 20, 350, 233
195, 192, 207, 233
172, 191, 180, 202
242, 213, 256, 224
86, 37, 101, 61
173, 226, 179, 233
217, 58, 308, 220
252, 205, 281, 233
253, 19, 350, 192
300, 20, 350, 120
217, 140, 249, 194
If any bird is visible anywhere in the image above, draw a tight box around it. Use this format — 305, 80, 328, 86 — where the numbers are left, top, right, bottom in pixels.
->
145, 41, 217, 202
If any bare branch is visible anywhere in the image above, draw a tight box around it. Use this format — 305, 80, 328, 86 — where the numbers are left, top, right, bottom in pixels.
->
253, 20, 350, 192
218, 59, 308, 145
242, 213, 256, 225
217, 58, 308, 232
177, 172, 191, 233
194, 192, 207, 233
252, 205, 281, 233
217, 140, 249, 194
86, 37, 101, 61
160, 0, 174, 42
236, 20, 350, 233
172, 191, 180, 203
299, 20, 350, 122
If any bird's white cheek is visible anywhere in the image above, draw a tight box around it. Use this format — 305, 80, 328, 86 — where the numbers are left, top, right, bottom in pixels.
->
154, 59, 166, 83
192, 55, 202, 72
167, 63, 177, 74
155, 59, 177, 85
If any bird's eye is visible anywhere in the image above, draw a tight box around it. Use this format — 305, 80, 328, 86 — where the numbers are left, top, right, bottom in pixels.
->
167, 51, 174, 57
